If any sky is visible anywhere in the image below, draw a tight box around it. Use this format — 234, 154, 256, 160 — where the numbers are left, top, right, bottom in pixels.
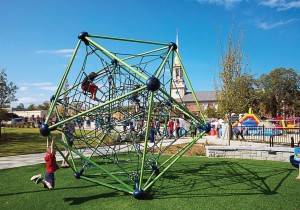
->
0, 0, 299, 108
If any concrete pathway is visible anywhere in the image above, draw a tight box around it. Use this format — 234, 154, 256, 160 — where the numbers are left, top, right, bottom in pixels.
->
0, 135, 270, 170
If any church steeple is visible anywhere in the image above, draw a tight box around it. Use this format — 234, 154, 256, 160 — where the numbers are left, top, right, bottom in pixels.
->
171, 29, 187, 99
174, 29, 180, 66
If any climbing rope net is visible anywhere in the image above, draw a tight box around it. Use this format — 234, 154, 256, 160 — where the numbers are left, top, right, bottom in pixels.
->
40, 32, 210, 199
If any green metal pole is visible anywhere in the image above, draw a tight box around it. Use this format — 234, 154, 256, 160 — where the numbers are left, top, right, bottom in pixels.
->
86, 37, 148, 80
159, 88, 205, 126
138, 91, 155, 190
55, 137, 133, 192
49, 85, 147, 130
144, 133, 204, 191
88, 133, 106, 159
160, 132, 205, 167
80, 176, 133, 194
175, 51, 206, 123
89, 34, 169, 46
55, 144, 77, 173
53, 108, 77, 171
46, 40, 81, 124
155, 46, 173, 78
122, 46, 169, 62
173, 105, 199, 122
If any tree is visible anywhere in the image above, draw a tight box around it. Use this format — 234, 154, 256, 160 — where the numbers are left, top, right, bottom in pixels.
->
0, 69, 18, 109
16, 103, 25, 109
205, 106, 218, 118
27, 104, 36, 111
215, 26, 255, 145
258, 68, 300, 118
0, 69, 18, 137
38, 101, 50, 110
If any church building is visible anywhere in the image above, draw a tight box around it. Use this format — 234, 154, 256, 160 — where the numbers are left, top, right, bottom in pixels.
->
170, 32, 217, 117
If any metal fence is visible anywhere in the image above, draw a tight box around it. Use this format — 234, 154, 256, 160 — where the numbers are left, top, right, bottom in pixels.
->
235, 126, 300, 146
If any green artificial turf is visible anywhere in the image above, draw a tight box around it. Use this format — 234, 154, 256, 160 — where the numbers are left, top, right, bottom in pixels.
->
0, 156, 299, 210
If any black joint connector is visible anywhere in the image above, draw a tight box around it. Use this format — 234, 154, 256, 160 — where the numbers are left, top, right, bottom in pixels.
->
168, 42, 177, 51
111, 59, 118, 67
78, 32, 89, 46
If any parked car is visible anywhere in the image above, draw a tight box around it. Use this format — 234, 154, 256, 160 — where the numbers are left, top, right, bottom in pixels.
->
11, 118, 24, 124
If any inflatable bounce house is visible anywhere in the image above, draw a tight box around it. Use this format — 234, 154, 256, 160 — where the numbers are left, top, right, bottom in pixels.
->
232, 108, 260, 127
233, 108, 280, 136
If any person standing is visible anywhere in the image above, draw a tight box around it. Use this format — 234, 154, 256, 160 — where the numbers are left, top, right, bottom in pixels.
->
216, 120, 221, 138
131, 84, 141, 113
85, 117, 91, 128
179, 118, 187, 137
155, 118, 161, 137
175, 119, 180, 138
122, 118, 128, 133
189, 122, 196, 138
149, 119, 155, 143
168, 118, 174, 139
233, 122, 244, 140
61, 122, 75, 168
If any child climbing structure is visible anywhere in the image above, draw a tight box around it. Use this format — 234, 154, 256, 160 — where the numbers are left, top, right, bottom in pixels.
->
39, 32, 211, 199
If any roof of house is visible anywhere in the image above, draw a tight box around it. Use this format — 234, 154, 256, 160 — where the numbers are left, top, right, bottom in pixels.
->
181, 91, 216, 102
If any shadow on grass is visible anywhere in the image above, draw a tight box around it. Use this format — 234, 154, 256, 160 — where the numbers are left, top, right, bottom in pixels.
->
0, 184, 99, 197
57, 159, 294, 201
63, 192, 121, 205
1, 158, 294, 202
151, 160, 294, 199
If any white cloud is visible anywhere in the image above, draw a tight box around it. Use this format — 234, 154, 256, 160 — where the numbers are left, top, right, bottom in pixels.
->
18, 82, 57, 91
37, 86, 58, 91
19, 86, 28, 91
32, 82, 53, 86
17, 97, 38, 104
259, 0, 300, 11
12, 82, 57, 108
256, 18, 297, 29
11, 97, 50, 108
35, 49, 74, 57
197, 0, 243, 9
36, 49, 74, 54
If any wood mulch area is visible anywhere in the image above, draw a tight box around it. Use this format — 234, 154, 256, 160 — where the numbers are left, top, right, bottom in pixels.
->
156, 143, 207, 156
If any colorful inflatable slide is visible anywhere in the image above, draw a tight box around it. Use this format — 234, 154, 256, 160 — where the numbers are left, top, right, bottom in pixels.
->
233, 108, 281, 136
232, 108, 260, 127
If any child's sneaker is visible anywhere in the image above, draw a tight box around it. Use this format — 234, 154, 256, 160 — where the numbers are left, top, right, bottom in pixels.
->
44, 181, 53, 189
30, 174, 41, 181
36, 177, 43, 184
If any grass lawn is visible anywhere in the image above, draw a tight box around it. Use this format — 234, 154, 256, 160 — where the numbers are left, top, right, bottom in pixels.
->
0, 156, 299, 210
1, 127, 299, 209
0, 127, 62, 156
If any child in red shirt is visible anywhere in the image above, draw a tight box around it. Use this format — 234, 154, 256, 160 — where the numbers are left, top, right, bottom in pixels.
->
31, 136, 59, 189
168, 119, 174, 139
81, 70, 108, 101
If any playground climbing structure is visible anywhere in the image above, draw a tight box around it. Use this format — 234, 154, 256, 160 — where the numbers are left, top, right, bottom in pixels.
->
39, 32, 210, 199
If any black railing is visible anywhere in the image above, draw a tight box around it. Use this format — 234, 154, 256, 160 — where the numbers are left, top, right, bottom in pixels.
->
234, 125, 300, 146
